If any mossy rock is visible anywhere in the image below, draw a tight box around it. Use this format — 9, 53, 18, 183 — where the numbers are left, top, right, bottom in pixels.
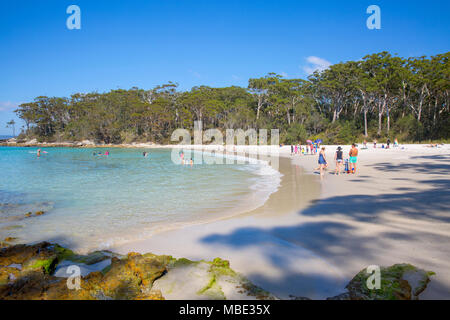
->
35, 211, 45, 216
23, 255, 58, 274
338, 263, 435, 300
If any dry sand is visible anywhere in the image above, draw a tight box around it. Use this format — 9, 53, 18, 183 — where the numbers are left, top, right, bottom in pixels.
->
112, 143, 450, 299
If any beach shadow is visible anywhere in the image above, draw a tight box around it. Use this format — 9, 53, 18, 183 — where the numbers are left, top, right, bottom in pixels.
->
300, 179, 450, 223
373, 161, 450, 175
199, 174, 450, 298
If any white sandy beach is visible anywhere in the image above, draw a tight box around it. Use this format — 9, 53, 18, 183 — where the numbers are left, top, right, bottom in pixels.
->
109, 143, 450, 299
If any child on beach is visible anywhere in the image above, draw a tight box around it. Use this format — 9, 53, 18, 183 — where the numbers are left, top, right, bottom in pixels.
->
334, 146, 343, 175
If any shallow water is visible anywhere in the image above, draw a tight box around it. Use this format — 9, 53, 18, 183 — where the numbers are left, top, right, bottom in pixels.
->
0, 147, 280, 252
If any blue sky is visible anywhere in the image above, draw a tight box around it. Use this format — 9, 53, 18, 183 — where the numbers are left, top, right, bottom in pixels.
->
1, 0, 449, 135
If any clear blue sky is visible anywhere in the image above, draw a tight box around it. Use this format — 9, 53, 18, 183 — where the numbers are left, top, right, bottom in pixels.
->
1, 0, 449, 135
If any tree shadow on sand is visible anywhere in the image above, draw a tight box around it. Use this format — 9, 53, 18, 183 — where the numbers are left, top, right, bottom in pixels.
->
200, 164, 450, 298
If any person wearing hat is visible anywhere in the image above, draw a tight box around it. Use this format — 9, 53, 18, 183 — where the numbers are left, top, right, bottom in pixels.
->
334, 146, 343, 175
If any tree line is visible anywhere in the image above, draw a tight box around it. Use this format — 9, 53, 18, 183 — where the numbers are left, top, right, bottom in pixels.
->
15, 51, 449, 145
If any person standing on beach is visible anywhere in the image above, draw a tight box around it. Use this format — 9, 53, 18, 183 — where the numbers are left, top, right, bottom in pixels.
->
349, 144, 358, 174
387, 138, 391, 149
315, 147, 327, 177
291, 145, 294, 155
334, 146, 343, 175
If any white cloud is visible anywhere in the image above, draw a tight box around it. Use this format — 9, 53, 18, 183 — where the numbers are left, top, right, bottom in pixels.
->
188, 69, 202, 79
0, 101, 19, 112
302, 56, 332, 75
280, 72, 288, 78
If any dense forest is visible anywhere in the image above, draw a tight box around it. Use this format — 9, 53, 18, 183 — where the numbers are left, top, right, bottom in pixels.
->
14, 51, 450, 145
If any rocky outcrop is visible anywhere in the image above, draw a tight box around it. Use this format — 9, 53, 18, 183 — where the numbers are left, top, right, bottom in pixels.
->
327, 264, 435, 300
152, 257, 276, 300
0, 243, 435, 300
0, 242, 275, 300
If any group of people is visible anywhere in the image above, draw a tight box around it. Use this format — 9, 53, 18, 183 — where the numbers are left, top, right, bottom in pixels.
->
290, 143, 320, 156
92, 150, 110, 156
369, 138, 399, 150
179, 151, 193, 166
315, 144, 359, 177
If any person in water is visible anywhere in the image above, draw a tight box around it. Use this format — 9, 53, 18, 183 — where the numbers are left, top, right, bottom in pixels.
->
334, 146, 343, 175
316, 147, 327, 177
37, 149, 41, 157
105, 150, 110, 156
180, 151, 185, 165
349, 144, 359, 174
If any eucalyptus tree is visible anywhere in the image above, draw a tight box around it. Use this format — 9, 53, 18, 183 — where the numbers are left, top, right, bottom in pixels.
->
6, 120, 16, 137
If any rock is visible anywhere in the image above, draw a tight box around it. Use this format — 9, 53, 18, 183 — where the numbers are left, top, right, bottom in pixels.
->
25, 139, 37, 145
81, 140, 95, 146
0, 244, 170, 300
152, 257, 277, 300
289, 294, 312, 300
0, 243, 275, 300
4, 237, 17, 242
35, 211, 45, 216
327, 264, 435, 300
25, 212, 32, 217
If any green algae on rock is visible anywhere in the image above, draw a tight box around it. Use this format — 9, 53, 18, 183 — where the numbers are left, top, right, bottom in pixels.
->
328, 264, 435, 300
152, 256, 277, 300
1, 243, 435, 300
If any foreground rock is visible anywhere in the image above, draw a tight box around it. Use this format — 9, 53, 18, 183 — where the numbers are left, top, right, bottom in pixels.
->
152, 257, 276, 300
0, 242, 275, 300
327, 264, 435, 300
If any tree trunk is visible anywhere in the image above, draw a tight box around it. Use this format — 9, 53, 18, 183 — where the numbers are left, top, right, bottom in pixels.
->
378, 111, 382, 135
256, 95, 262, 120
364, 109, 368, 137
386, 108, 390, 134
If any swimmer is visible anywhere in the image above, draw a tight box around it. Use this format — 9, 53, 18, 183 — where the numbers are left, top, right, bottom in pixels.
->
37, 149, 41, 157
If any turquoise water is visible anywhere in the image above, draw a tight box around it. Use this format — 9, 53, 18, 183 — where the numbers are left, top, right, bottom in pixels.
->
0, 147, 280, 252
